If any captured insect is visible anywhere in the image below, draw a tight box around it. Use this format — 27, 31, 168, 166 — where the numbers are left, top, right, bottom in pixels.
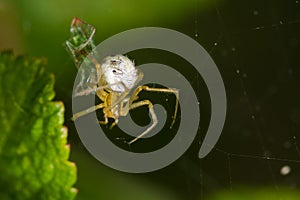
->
66, 18, 179, 144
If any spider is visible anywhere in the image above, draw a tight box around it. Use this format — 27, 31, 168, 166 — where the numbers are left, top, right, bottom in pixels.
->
66, 17, 179, 144
72, 54, 179, 144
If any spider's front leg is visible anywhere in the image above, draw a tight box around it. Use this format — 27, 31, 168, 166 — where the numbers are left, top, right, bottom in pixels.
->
73, 82, 128, 121
72, 103, 105, 120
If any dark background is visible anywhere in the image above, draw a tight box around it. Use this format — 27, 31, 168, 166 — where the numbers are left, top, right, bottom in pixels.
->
1, 0, 300, 199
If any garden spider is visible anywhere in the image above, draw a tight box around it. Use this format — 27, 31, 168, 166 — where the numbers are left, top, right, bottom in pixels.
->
66, 17, 178, 144
72, 55, 179, 144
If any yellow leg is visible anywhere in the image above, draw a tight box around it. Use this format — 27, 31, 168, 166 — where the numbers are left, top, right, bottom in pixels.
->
127, 100, 158, 144
98, 115, 109, 125
109, 119, 118, 129
72, 103, 104, 120
130, 85, 179, 128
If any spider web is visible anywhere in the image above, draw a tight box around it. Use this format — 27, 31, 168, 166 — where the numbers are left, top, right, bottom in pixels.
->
181, 0, 300, 199
66, 1, 300, 198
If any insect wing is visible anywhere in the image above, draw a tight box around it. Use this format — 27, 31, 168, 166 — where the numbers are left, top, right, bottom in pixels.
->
65, 17, 100, 97
65, 17, 96, 68
74, 60, 99, 97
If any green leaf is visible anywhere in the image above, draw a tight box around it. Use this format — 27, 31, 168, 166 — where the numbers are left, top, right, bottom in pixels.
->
0, 51, 77, 200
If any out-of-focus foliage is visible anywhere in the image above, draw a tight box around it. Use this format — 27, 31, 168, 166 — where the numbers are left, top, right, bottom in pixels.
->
4, 0, 217, 92
0, 51, 77, 200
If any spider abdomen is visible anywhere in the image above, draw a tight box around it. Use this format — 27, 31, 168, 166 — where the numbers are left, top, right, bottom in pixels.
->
100, 55, 139, 92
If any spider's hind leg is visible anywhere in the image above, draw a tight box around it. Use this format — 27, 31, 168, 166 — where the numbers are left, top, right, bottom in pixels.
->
98, 115, 109, 125
127, 99, 158, 144
130, 85, 179, 128
109, 119, 119, 129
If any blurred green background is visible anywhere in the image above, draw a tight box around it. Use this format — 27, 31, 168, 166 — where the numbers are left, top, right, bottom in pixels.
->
1, 0, 300, 199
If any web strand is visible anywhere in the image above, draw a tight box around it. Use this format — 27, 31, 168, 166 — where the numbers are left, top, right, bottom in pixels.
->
195, 0, 300, 196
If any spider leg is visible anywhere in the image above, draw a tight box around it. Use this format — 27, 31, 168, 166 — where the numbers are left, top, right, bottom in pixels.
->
127, 100, 158, 144
130, 85, 179, 128
109, 119, 118, 129
74, 81, 130, 120
103, 90, 129, 114
98, 113, 109, 125
72, 103, 105, 120
107, 97, 130, 129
